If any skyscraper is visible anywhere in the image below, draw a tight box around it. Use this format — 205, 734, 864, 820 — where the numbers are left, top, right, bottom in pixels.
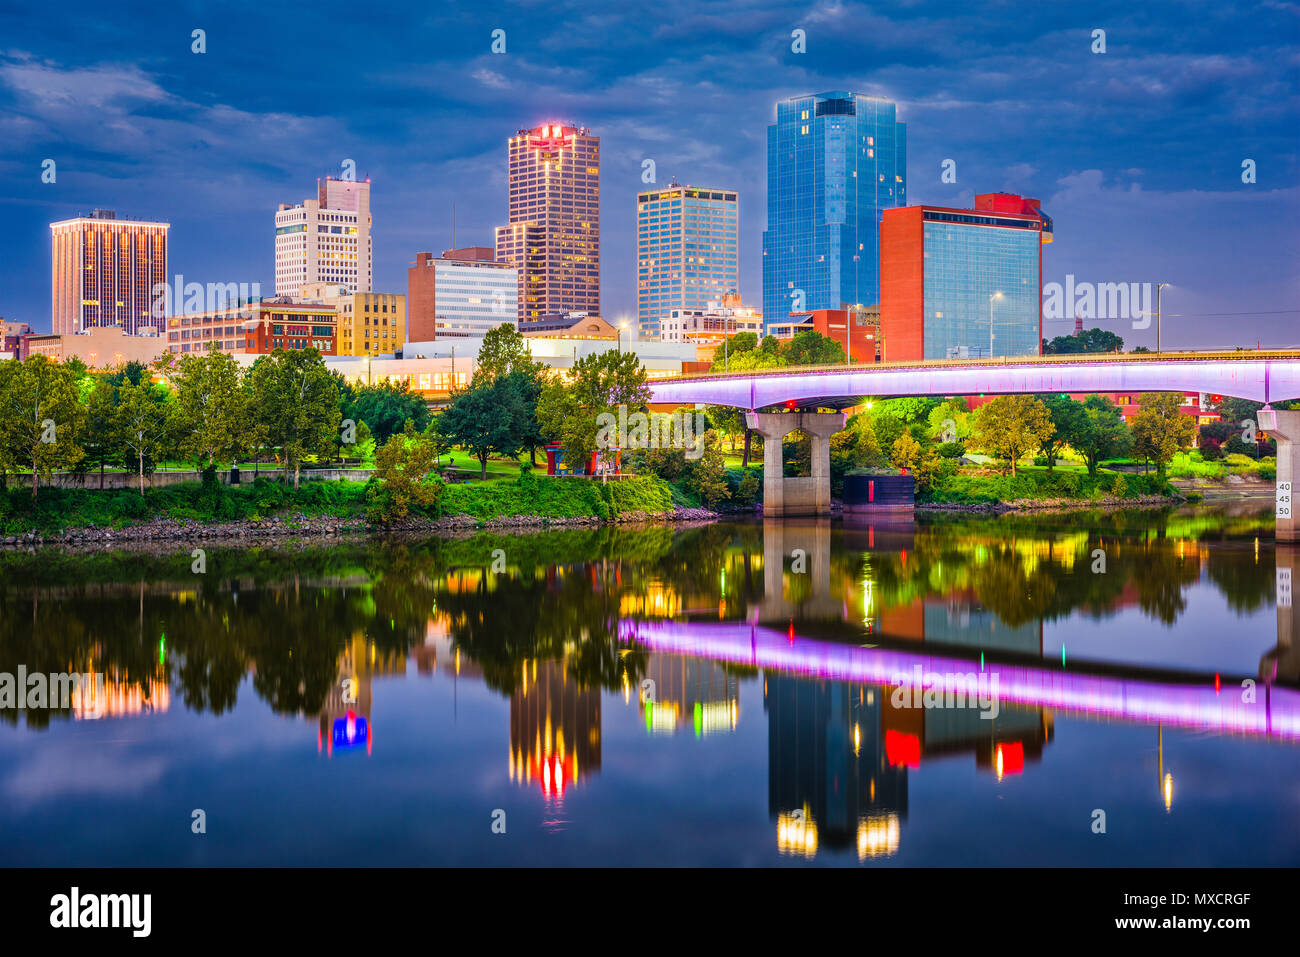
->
762, 92, 906, 333
50, 209, 169, 336
495, 124, 600, 323
880, 193, 1052, 361
275, 177, 372, 296
636, 181, 739, 340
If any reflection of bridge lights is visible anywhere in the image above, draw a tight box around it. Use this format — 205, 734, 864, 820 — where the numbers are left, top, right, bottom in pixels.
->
1163, 773, 1174, 811
853, 722, 861, 756
857, 815, 901, 860
777, 809, 818, 859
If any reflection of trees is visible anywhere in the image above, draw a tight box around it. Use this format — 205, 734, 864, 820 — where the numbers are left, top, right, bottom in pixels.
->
0, 506, 1278, 729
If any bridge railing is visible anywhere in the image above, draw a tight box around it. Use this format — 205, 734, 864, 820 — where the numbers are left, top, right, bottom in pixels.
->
661, 348, 1300, 382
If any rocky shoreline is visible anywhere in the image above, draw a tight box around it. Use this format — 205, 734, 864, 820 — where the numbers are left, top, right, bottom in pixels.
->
0, 506, 726, 550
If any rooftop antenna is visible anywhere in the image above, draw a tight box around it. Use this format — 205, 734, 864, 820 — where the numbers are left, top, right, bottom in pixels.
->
452, 203, 456, 251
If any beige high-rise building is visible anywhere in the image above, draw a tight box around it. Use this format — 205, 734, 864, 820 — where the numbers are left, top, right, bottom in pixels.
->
495, 124, 600, 323
275, 177, 372, 297
50, 209, 169, 336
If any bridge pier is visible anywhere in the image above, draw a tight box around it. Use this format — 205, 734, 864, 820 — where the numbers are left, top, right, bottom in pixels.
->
746, 411, 846, 517
1259, 409, 1299, 543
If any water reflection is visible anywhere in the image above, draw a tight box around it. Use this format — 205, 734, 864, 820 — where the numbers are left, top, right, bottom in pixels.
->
0, 504, 1294, 865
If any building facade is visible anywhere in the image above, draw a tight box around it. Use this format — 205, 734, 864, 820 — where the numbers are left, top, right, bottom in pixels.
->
165, 300, 336, 356
301, 282, 405, 356
50, 209, 169, 336
880, 193, 1052, 361
407, 249, 518, 340
275, 177, 372, 296
21, 326, 166, 368
762, 93, 906, 333
495, 124, 600, 323
636, 182, 739, 340
768, 306, 881, 363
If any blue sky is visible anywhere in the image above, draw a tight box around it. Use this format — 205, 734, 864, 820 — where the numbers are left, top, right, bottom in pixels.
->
1, 0, 1297, 346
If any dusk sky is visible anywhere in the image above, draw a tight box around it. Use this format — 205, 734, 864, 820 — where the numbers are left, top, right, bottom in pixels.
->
1, 0, 1297, 346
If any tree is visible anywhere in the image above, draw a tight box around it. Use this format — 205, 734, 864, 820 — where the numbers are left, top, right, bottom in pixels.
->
890, 432, 922, 471
782, 329, 845, 366
1036, 394, 1089, 470
0, 355, 87, 498
1131, 393, 1197, 478
338, 419, 375, 466
971, 395, 1055, 476
439, 378, 525, 479
536, 349, 651, 465
83, 379, 122, 489
340, 379, 431, 443
367, 422, 443, 524
473, 323, 544, 385
925, 399, 972, 445
1043, 328, 1125, 354
171, 352, 250, 468
248, 349, 341, 490
1075, 395, 1133, 476
115, 379, 173, 495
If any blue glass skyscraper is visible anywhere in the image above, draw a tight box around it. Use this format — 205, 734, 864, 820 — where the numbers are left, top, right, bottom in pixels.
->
762, 92, 906, 333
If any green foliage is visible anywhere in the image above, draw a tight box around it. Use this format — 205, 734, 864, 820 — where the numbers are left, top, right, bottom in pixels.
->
1131, 393, 1198, 478
340, 379, 430, 443
366, 423, 444, 524
970, 395, 1055, 476
248, 349, 341, 489
171, 351, 251, 467
1042, 327, 1125, 354
536, 349, 651, 463
921, 469, 1174, 505
0, 355, 88, 497
439, 377, 527, 479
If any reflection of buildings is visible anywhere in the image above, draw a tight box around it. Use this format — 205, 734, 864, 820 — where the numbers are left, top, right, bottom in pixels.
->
509, 659, 601, 799
316, 635, 406, 757
765, 674, 907, 861
639, 652, 740, 736
71, 666, 170, 720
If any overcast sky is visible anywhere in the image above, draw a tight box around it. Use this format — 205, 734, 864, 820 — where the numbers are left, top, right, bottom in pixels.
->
1, 0, 1297, 347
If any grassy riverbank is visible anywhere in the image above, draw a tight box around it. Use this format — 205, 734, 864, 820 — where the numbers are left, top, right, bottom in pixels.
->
0, 473, 678, 535
917, 468, 1185, 506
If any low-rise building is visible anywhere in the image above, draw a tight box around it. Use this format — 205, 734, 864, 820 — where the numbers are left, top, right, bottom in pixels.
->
768, 305, 881, 363
165, 298, 336, 355
300, 282, 404, 356
518, 311, 619, 340
21, 325, 167, 368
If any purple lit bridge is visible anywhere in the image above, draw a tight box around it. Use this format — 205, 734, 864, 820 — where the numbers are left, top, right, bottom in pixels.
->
647, 350, 1300, 533
619, 618, 1300, 743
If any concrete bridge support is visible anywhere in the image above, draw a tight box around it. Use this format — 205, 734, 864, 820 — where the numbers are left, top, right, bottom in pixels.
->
1259, 408, 1299, 543
746, 411, 846, 517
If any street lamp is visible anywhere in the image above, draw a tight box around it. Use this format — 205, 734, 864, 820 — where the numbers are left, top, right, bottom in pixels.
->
1155, 282, 1171, 353
988, 291, 1003, 359
617, 320, 628, 353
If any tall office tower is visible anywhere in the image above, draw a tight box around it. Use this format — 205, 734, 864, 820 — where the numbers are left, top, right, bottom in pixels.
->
636, 181, 739, 340
762, 92, 906, 333
275, 177, 372, 296
406, 248, 518, 341
495, 124, 600, 323
50, 209, 169, 335
880, 193, 1052, 361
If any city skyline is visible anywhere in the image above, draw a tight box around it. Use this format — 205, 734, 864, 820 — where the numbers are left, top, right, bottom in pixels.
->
0, 2, 1296, 348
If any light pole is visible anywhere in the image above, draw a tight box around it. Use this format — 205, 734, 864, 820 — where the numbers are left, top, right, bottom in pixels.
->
988, 291, 1003, 359
617, 320, 628, 353
1155, 282, 1171, 354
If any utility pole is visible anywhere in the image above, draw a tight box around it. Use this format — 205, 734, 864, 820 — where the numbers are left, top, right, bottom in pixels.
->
1156, 282, 1171, 353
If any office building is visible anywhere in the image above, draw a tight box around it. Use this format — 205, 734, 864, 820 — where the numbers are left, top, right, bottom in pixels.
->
637, 181, 739, 339
21, 326, 166, 368
495, 124, 600, 322
301, 282, 405, 356
762, 92, 906, 333
407, 248, 517, 340
768, 305, 880, 363
165, 299, 336, 356
50, 209, 169, 336
275, 177, 372, 296
880, 193, 1052, 361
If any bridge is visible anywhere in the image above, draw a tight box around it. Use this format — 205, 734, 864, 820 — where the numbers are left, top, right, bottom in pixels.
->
647, 350, 1300, 538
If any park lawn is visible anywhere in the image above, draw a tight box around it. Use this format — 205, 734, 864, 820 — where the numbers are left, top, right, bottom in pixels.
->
434, 449, 531, 481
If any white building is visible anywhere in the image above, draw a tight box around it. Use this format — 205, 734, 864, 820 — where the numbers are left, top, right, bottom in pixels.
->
275, 177, 372, 297
660, 300, 763, 345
